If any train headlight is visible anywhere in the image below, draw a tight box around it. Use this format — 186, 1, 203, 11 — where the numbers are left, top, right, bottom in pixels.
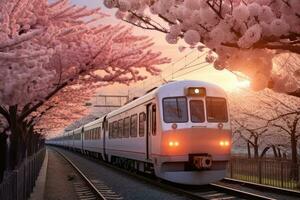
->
169, 141, 179, 147
185, 87, 206, 97
219, 140, 230, 147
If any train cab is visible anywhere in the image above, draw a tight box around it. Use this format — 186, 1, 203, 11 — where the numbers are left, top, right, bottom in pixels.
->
152, 80, 231, 184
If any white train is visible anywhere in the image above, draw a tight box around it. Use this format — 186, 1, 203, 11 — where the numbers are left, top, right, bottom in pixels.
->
48, 80, 231, 185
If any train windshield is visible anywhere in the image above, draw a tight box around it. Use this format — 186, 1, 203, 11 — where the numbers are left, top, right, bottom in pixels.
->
163, 97, 188, 123
206, 97, 228, 122
190, 100, 205, 123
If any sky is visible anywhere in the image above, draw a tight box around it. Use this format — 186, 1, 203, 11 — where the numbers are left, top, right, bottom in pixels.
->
70, 0, 250, 103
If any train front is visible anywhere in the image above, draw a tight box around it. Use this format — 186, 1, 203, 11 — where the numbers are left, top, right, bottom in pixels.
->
154, 81, 231, 185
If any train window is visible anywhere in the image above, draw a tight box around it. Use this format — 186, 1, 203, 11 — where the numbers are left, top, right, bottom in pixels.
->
130, 114, 138, 137
152, 105, 156, 136
113, 121, 119, 138
190, 100, 205, 123
123, 117, 130, 138
139, 112, 146, 137
206, 97, 228, 122
163, 97, 188, 123
118, 119, 124, 138
109, 123, 113, 138
98, 127, 101, 139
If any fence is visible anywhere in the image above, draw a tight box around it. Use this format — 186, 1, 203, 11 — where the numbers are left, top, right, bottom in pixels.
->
227, 157, 300, 190
0, 148, 46, 200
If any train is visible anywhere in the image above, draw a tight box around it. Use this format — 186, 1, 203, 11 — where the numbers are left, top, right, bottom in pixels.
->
47, 80, 232, 185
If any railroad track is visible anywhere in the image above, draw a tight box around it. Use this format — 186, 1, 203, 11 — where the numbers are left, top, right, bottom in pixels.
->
54, 149, 123, 200
221, 178, 300, 198
180, 183, 276, 200
51, 147, 279, 200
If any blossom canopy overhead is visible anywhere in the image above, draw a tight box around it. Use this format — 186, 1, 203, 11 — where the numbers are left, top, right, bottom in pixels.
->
0, 0, 170, 108
104, 0, 300, 95
0, 0, 171, 138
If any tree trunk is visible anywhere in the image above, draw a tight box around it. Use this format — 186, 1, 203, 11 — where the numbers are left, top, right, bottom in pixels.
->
7, 105, 27, 170
290, 132, 298, 181
272, 145, 278, 158
254, 145, 259, 158
0, 133, 7, 183
247, 142, 251, 158
260, 146, 270, 158
254, 137, 259, 158
277, 148, 282, 158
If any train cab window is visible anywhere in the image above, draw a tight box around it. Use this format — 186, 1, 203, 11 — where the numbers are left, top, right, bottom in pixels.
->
118, 119, 124, 138
130, 114, 138, 137
109, 123, 113, 138
113, 121, 119, 138
123, 117, 130, 138
152, 105, 156, 136
139, 112, 146, 137
190, 100, 205, 123
163, 97, 188, 123
206, 97, 228, 122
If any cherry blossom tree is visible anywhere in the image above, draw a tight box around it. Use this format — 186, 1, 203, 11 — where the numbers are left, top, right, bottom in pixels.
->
104, 0, 300, 96
0, 0, 170, 174
231, 89, 300, 168
229, 91, 279, 158
33, 84, 97, 135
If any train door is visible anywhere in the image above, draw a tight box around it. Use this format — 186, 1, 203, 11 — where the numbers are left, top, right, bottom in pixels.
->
146, 103, 156, 160
102, 117, 107, 160
81, 127, 84, 152
146, 104, 151, 160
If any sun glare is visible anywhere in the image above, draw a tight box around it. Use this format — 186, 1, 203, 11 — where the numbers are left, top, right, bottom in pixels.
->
237, 80, 250, 89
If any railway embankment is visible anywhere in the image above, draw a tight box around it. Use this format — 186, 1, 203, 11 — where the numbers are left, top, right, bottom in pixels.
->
42, 148, 79, 200
32, 147, 300, 200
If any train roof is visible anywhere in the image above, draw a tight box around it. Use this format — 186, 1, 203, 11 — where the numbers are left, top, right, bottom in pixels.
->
50, 80, 227, 139
106, 80, 227, 118
83, 117, 104, 129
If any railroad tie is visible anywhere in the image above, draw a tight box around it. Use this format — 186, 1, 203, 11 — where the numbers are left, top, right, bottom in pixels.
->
91, 180, 123, 200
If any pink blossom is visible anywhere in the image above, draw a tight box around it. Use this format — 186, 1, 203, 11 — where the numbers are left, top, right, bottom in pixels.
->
105, 0, 300, 95
238, 24, 262, 48
184, 29, 200, 46
270, 18, 290, 37
233, 4, 250, 22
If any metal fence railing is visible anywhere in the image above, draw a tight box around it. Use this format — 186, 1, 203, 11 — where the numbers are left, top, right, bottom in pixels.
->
0, 148, 46, 200
227, 157, 300, 190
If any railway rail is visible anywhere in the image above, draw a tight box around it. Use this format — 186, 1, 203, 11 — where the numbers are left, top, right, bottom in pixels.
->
54, 148, 122, 200
51, 146, 283, 200
221, 178, 300, 198
182, 183, 276, 200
